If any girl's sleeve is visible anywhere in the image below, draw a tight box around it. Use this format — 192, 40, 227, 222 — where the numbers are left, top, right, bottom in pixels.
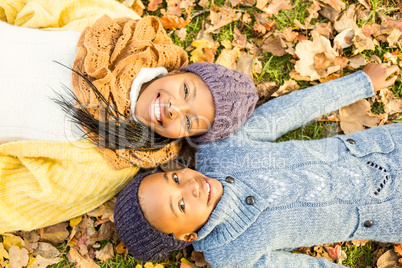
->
224, 250, 346, 268
239, 71, 374, 142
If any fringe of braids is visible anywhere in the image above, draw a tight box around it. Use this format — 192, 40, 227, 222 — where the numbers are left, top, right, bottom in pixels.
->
53, 62, 174, 151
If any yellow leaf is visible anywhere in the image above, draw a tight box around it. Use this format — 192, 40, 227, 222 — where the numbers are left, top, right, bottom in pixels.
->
135, 265, 143, 268
180, 257, 192, 265
190, 39, 218, 63
0, 243, 9, 260
2, 234, 25, 251
70, 216, 82, 226
144, 262, 155, 268
154, 264, 164, 268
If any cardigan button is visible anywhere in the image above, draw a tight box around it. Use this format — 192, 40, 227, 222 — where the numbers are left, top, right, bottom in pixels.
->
225, 176, 235, 183
364, 220, 373, 228
346, 139, 355, 144
245, 196, 255, 205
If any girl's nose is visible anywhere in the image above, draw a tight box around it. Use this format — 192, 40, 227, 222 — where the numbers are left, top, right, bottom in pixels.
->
184, 178, 199, 198
168, 100, 190, 120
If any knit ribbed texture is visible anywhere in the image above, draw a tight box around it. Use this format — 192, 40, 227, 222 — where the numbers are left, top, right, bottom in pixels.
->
114, 171, 190, 261
181, 63, 258, 143
73, 15, 188, 169
0, 0, 140, 30
0, 140, 138, 233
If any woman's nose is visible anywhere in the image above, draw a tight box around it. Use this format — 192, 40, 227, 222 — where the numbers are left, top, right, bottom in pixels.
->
168, 100, 189, 120
184, 178, 199, 198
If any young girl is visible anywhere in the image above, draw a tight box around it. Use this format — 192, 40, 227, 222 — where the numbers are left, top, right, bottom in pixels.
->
0, 15, 258, 233
114, 64, 401, 267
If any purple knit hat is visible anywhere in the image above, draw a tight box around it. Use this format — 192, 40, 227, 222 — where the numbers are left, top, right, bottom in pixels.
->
181, 62, 258, 143
114, 171, 190, 261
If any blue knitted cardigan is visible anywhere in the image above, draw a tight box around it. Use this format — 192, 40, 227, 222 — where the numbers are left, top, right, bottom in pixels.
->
193, 71, 402, 268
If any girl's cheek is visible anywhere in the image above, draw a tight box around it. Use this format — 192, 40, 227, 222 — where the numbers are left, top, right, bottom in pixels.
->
158, 122, 187, 139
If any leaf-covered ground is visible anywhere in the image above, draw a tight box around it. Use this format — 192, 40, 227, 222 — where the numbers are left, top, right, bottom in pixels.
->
1, 0, 401, 267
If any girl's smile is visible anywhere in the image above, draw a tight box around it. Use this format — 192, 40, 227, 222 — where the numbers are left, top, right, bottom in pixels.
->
138, 169, 223, 242
135, 72, 215, 139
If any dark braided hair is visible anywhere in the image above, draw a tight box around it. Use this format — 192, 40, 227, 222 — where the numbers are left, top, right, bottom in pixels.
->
53, 62, 175, 151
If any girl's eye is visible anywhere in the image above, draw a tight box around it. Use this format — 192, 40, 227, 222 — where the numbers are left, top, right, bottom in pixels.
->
184, 84, 188, 98
179, 199, 185, 213
186, 117, 191, 131
173, 173, 179, 184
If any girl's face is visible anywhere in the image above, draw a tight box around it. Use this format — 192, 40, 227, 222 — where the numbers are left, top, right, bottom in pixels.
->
138, 169, 223, 242
134, 72, 215, 139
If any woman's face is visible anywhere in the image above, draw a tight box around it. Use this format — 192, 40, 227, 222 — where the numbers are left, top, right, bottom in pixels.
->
134, 72, 215, 139
138, 169, 223, 242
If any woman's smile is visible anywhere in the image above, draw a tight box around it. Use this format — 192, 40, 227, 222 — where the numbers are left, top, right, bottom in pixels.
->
149, 93, 164, 126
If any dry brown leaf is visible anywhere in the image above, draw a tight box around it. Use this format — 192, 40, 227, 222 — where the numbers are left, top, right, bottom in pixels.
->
233, 26, 247, 48
289, 69, 312, 81
33, 242, 59, 259
256, 81, 278, 107
90, 222, 115, 243
207, 6, 241, 33
40, 223, 69, 246
387, 28, 402, 48
9, 245, 28, 268
333, 28, 355, 49
257, 0, 293, 16
294, 36, 339, 80
147, 0, 162, 11
318, 5, 340, 22
369, 55, 382, 64
362, 23, 380, 37
334, 5, 358, 33
395, 244, 402, 256
379, 89, 402, 115
351, 240, 369, 247
215, 48, 240, 69
326, 245, 347, 262
339, 99, 380, 134
68, 247, 100, 268
380, 15, 402, 32
282, 27, 298, 42
179, 0, 196, 10
321, 0, 346, 11
175, 28, 187, 42
236, 54, 254, 79
241, 12, 252, 25
272, 79, 300, 97
115, 242, 127, 255
27, 255, 62, 268
261, 35, 287, 57
191, 251, 208, 267
21, 231, 40, 244
95, 243, 114, 262
305, 0, 321, 26
358, 0, 371, 10
163, 0, 182, 17
353, 28, 376, 54
159, 15, 190, 29
348, 54, 366, 69
311, 23, 333, 40
377, 249, 400, 268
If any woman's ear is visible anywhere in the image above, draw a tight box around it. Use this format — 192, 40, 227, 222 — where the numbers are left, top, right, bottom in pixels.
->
180, 232, 198, 242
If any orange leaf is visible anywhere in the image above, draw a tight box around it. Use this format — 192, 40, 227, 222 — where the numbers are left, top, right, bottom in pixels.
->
147, 0, 162, 11
160, 15, 190, 29
115, 242, 127, 254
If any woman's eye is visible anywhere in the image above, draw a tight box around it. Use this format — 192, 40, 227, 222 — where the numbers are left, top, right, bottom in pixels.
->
179, 199, 185, 213
173, 173, 179, 184
184, 84, 188, 98
186, 117, 191, 131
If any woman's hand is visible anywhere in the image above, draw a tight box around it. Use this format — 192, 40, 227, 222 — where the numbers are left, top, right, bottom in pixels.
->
362, 63, 399, 92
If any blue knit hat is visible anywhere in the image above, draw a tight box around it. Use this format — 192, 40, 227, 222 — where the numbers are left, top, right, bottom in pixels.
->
181, 63, 258, 143
114, 171, 190, 261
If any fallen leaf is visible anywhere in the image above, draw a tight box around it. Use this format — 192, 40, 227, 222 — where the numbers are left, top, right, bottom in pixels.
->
362, 23, 380, 37
159, 15, 190, 29
147, 0, 163, 11
190, 39, 218, 62
207, 6, 241, 33
121, 0, 145, 16
352, 28, 376, 54
191, 251, 208, 267
68, 247, 100, 268
9, 245, 29, 268
33, 242, 59, 259
369, 55, 382, 64
90, 222, 115, 243
233, 26, 247, 48
27, 255, 62, 268
235, 53, 254, 79
40, 223, 69, 246
395, 244, 402, 256
379, 88, 402, 115
175, 28, 187, 42
115, 242, 127, 254
294, 36, 339, 80
289, 69, 312, 81
351, 240, 369, 247
272, 79, 300, 97
257, 0, 293, 16
282, 27, 298, 42
0, 243, 9, 260
305, 0, 321, 26
256, 81, 278, 107
70, 216, 83, 227
95, 243, 114, 262
377, 249, 400, 268
311, 23, 333, 40
319, 5, 340, 22
358, 0, 371, 10
339, 99, 380, 134
2, 234, 25, 251
321, 0, 346, 11
164, 0, 182, 17
334, 5, 358, 33
387, 28, 402, 48
348, 54, 366, 69
333, 28, 355, 49
261, 35, 287, 56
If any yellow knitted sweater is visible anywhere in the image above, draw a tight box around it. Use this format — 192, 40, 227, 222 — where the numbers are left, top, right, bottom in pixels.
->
0, 0, 183, 233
